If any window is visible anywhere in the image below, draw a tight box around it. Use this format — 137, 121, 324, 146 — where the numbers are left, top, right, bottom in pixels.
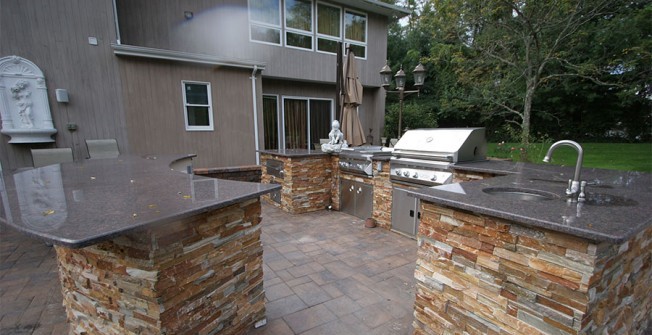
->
247, 1, 368, 59
316, 3, 341, 54
263, 95, 280, 149
182, 81, 213, 131
344, 9, 367, 58
249, 0, 282, 45
282, 97, 332, 149
285, 0, 313, 50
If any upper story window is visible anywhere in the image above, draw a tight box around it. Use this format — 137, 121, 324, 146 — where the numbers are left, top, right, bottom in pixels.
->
316, 2, 341, 54
248, 0, 367, 59
182, 81, 214, 131
285, 0, 313, 50
344, 9, 367, 58
249, 0, 282, 45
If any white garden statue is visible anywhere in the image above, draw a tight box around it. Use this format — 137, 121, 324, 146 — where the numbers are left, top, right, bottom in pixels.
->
321, 120, 348, 153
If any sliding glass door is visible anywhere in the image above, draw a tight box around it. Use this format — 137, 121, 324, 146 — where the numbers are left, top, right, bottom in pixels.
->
282, 97, 333, 150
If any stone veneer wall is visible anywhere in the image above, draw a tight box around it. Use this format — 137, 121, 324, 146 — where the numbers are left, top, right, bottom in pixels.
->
372, 161, 392, 230
194, 165, 262, 183
55, 199, 266, 335
414, 201, 651, 335
260, 154, 332, 214
330, 156, 341, 211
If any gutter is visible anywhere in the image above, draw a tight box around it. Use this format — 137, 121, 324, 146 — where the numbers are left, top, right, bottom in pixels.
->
112, 44, 266, 71
250, 66, 261, 165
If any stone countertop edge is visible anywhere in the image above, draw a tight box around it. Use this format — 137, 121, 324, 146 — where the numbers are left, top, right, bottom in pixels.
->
410, 160, 652, 244
0, 155, 280, 249
258, 149, 330, 157
258, 149, 393, 161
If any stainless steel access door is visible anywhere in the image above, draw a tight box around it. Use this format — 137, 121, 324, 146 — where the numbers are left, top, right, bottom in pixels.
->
391, 187, 419, 238
340, 179, 356, 216
339, 179, 373, 220
355, 183, 373, 219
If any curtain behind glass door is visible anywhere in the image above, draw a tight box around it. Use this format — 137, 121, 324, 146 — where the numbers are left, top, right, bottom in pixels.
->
284, 99, 308, 149
263, 96, 279, 149
310, 100, 331, 149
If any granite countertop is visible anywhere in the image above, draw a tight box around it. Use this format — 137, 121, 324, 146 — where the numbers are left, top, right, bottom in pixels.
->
411, 160, 651, 243
258, 149, 330, 157
0, 155, 279, 248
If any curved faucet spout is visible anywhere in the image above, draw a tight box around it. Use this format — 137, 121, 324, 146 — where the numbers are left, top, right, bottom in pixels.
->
543, 140, 584, 200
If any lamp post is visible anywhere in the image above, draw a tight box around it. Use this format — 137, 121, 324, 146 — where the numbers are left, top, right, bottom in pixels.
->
380, 61, 426, 138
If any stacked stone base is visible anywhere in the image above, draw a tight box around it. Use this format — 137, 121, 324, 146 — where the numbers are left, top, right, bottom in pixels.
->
260, 154, 332, 214
414, 201, 651, 335
55, 199, 266, 335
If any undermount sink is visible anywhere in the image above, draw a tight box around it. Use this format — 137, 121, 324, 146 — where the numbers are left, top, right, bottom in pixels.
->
483, 187, 560, 201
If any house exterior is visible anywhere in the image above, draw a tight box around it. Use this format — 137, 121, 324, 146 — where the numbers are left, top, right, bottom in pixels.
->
0, 0, 408, 170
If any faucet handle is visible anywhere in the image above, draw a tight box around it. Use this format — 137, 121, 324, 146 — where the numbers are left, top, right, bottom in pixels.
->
578, 181, 587, 201
566, 179, 573, 195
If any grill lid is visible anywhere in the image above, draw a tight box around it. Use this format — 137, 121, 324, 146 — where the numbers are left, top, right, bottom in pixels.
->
393, 128, 487, 163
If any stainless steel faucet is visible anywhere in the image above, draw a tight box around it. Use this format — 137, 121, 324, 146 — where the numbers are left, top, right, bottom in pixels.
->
543, 140, 586, 202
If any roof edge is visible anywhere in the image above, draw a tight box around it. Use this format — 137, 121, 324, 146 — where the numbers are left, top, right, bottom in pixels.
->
112, 44, 266, 70
329, 0, 411, 18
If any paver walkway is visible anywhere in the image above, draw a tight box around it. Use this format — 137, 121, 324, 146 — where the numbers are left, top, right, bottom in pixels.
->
1, 204, 417, 334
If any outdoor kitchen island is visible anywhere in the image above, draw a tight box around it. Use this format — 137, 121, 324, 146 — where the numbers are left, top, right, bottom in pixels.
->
0, 155, 279, 334
408, 161, 651, 335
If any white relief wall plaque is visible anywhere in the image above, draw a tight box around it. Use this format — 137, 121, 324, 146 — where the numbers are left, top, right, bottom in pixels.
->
0, 56, 57, 143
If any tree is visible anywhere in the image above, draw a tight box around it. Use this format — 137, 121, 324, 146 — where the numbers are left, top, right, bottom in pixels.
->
383, 0, 650, 144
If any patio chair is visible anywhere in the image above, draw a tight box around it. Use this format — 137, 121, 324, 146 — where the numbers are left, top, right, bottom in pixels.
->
31, 148, 73, 168
86, 139, 119, 159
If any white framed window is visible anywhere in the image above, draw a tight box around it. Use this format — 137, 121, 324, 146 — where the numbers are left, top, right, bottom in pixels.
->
316, 2, 341, 54
284, 0, 313, 51
182, 81, 214, 131
344, 9, 367, 59
248, 0, 282, 45
247, 1, 368, 59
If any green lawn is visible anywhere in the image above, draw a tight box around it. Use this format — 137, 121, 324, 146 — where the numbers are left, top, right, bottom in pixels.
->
487, 142, 652, 172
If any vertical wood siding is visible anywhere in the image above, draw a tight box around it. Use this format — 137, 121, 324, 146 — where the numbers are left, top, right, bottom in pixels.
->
116, 0, 390, 87
118, 58, 259, 168
1, 0, 128, 170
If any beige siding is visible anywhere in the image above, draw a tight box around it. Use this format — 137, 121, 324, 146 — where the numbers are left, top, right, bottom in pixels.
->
118, 58, 259, 168
0, 0, 127, 170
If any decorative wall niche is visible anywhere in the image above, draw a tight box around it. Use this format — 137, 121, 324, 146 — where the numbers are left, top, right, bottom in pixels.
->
0, 56, 57, 143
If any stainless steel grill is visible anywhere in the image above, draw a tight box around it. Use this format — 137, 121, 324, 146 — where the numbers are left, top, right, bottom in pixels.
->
390, 128, 487, 186
338, 146, 393, 177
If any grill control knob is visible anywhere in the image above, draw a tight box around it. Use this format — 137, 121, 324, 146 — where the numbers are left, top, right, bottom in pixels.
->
395, 169, 401, 176
413, 172, 419, 178
403, 171, 410, 177
431, 175, 438, 181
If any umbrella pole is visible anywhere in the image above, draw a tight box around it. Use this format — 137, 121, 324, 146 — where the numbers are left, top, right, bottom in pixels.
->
336, 42, 343, 121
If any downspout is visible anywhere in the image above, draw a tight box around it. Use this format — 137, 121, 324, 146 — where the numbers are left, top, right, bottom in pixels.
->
112, 0, 121, 44
250, 65, 260, 165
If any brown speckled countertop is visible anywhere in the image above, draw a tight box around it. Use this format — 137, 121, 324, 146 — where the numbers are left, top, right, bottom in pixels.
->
0, 155, 279, 248
411, 160, 651, 243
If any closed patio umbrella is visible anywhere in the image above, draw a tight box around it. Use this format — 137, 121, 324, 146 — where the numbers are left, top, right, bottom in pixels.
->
341, 48, 366, 147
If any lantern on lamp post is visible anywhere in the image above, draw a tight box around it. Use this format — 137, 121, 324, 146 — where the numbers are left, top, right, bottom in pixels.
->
380, 61, 426, 138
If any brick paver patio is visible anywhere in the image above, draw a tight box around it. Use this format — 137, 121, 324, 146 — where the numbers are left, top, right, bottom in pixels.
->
1, 203, 417, 334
